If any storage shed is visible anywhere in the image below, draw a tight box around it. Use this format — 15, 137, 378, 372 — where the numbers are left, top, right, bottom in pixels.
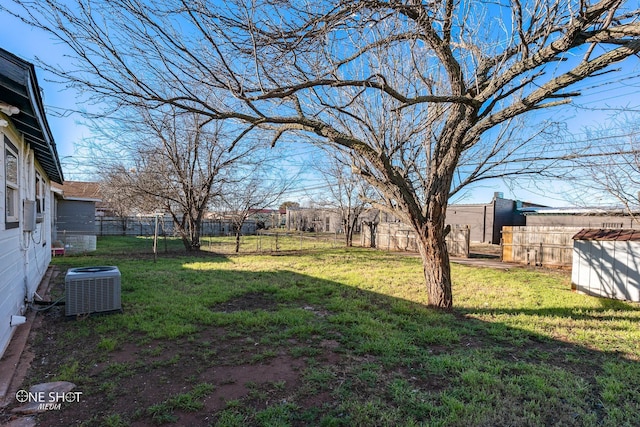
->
51, 181, 101, 253
571, 229, 640, 302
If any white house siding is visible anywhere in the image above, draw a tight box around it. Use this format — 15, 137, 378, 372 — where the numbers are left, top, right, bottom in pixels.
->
0, 226, 23, 357
0, 128, 52, 357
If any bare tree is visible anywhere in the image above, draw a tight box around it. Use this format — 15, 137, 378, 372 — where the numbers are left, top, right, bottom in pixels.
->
316, 154, 372, 246
99, 173, 137, 235
99, 107, 252, 251
7, 0, 640, 307
570, 116, 640, 215
215, 170, 290, 253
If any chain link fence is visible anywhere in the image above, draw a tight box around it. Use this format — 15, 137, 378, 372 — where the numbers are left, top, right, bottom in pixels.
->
95, 216, 256, 237
202, 230, 353, 254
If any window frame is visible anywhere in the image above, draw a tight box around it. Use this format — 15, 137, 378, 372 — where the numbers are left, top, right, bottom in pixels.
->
35, 170, 45, 221
5, 136, 19, 228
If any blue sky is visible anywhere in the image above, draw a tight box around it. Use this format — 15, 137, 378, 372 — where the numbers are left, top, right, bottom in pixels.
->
1, 6, 639, 207
0, 10, 86, 172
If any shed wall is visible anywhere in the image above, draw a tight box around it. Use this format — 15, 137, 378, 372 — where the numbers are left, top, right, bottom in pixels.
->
572, 240, 640, 302
56, 200, 96, 234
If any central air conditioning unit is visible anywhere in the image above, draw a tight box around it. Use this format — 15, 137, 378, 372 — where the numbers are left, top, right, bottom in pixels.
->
65, 266, 122, 316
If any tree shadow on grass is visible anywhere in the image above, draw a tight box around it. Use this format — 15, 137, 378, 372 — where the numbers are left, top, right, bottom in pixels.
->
7, 263, 640, 427
456, 299, 640, 323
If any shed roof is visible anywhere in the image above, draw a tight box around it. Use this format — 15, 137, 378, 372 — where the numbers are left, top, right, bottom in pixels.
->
0, 48, 63, 183
572, 228, 640, 241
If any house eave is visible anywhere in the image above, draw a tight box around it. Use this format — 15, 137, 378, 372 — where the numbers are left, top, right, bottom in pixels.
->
0, 48, 64, 184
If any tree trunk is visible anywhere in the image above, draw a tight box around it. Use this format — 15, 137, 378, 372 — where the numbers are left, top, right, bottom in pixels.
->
235, 231, 241, 253
345, 221, 353, 247
415, 223, 453, 309
189, 229, 201, 251
181, 234, 201, 251
348, 215, 359, 248
179, 215, 201, 251
368, 222, 377, 248
344, 213, 358, 247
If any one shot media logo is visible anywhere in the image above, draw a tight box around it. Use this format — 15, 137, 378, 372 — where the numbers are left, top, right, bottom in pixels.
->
15, 389, 82, 411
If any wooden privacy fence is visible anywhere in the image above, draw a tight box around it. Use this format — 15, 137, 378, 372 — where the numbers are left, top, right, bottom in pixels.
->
501, 226, 583, 267
367, 223, 470, 257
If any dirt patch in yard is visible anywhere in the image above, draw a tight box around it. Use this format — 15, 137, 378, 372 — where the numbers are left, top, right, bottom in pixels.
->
0, 292, 345, 427
210, 292, 279, 312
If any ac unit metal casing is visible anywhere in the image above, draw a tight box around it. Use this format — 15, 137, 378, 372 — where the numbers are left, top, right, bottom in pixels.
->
65, 266, 121, 316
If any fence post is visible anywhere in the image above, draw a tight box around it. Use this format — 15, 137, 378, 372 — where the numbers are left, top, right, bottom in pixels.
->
539, 242, 543, 267
164, 230, 167, 253
153, 214, 159, 263
465, 225, 470, 258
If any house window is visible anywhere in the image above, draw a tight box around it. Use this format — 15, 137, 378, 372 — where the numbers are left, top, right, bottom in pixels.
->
36, 171, 45, 217
5, 137, 19, 228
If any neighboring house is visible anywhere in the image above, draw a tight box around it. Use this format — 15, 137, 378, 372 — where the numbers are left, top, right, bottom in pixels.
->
0, 48, 64, 358
51, 181, 101, 254
202, 213, 257, 236
285, 207, 359, 234
248, 208, 285, 229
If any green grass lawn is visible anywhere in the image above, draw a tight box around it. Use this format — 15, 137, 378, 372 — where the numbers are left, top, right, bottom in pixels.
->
18, 237, 640, 426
